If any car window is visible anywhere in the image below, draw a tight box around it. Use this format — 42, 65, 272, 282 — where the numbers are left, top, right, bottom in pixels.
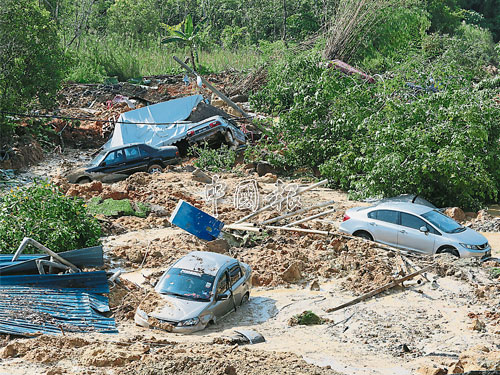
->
216, 272, 229, 295
422, 210, 464, 233
368, 211, 377, 219
103, 150, 125, 165
155, 268, 214, 301
124, 146, 141, 160
229, 265, 242, 287
401, 213, 428, 230
374, 210, 399, 224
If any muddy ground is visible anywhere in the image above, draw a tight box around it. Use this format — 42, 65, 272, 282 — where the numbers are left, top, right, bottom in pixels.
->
1, 147, 499, 375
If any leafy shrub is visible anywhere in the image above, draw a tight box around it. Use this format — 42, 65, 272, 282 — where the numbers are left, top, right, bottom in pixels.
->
252, 45, 500, 210
0, 180, 101, 253
288, 311, 325, 326
190, 144, 236, 172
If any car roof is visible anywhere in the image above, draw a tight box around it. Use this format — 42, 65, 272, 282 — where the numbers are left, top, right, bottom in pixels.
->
372, 194, 437, 209
371, 202, 435, 215
104, 143, 149, 152
173, 251, 237, 276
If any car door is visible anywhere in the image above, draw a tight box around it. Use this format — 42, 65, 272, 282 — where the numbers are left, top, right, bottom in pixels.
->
212, 270, 233, 319
228, 263, 245, 305
94, 149, 127, 174
123, 146, 146, 174
369, 209, 400, 246
397, 212, 436, 254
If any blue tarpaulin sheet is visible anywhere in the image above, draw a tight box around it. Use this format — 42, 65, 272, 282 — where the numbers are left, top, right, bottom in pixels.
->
0, 271, 117, 335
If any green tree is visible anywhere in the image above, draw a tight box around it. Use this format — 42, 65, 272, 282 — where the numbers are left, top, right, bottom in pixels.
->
162, 14, 201, 71
107, 0, 160, 39
0, 0, 66, 140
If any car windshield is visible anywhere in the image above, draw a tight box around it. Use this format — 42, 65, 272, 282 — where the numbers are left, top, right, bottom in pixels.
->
88, 150, 108, 167
156, 267, 215, 302
422, 210, 465, 233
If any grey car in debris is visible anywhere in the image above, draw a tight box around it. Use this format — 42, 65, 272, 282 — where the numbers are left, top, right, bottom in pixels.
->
339, 202, 491, 258
135, 251, 252, 333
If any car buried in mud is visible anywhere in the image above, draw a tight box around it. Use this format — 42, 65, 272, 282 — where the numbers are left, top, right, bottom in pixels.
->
134, 251, 252, 333
65, 143, 179, 184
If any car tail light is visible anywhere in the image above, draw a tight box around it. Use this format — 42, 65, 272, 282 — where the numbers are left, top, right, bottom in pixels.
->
209, 121, 221, 128
176, 151, 179, 156
343, 214, 350, 222
187, 130, 195, 136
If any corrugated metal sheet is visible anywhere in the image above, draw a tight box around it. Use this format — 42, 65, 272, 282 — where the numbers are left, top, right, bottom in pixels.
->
0, 246, 103, 275
0, 271, 117, 335
0, 271, 109, 292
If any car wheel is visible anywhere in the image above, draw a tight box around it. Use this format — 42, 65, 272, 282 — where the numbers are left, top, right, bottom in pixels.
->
77, 177, 91, 184
439, 246, 460, 258
354, 231, 373, 241
240, 293, 249, 306
147, 164, 163, 174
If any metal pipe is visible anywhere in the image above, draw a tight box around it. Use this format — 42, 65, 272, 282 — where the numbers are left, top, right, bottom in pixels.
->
284, 208, 337, 227
260, 199, 335, 225
264, 225, 330, 235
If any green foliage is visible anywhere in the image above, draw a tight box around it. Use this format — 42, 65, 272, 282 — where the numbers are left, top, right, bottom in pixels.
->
490, 267, 500, 279
425, 0, 462, 34
221, 26, 251, 50
354, 6, 431, 71
107, 0, 160, 39
87, 198, 150, 218
0, 0, 67, 138
0, 180, 101, 253
190, 144, 236, 172
289, 311, 325, 326
162, 14, 202, 70
253, 42, 500, 209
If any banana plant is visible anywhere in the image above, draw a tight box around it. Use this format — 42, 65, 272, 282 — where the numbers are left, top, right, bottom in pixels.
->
162, 14, 200, 71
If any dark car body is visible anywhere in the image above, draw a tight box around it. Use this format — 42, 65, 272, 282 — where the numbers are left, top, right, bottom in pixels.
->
65, 143, 179, 183
185, 116, 246, 149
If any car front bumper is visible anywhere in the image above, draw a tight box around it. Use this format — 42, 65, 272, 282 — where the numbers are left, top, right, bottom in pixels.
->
134, 309, 206, 334
459, 246, 492, 258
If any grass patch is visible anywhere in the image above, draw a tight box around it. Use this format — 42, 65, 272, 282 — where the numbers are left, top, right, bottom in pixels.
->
88, 198, 150, 218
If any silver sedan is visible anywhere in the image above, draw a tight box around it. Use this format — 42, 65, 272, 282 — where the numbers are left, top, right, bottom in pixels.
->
339, 202, 491, 258
134, 251, 252, 333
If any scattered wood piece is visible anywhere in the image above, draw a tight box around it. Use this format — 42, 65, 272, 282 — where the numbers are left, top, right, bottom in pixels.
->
325, 265, 433, 313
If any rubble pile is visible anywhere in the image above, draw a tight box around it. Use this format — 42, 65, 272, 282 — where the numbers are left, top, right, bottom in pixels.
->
0, 334, 339, 375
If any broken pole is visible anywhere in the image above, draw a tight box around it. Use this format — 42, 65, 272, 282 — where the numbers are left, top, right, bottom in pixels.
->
260, 199, 336, 225
264, 225, 330, 236
325, 265, 433, 313
284, 208, 337, 227
173, 56, 249, 118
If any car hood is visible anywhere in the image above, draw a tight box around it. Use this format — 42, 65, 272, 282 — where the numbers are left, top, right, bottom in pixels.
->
150, 294, 211, 322
447, 227, 488, 245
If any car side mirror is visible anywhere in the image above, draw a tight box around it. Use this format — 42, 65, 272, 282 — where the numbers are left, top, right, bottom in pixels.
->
419, 226, 429, 233
216, 293, 229, 301
100, 161, 106, 167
